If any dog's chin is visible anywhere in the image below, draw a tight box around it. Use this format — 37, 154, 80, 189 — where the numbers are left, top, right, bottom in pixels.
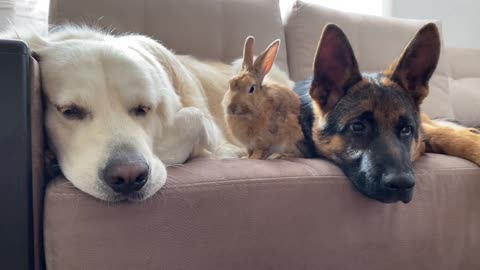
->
69, 178, 165, 202
125, 191, 153, 202
82, 188, 125, 202
66, 158, 167, 202
348, 177, 414, 204
372, 190, 413, 204
103, 178, 165, 202
93, 186, 163, 202
361, 188, 414, 204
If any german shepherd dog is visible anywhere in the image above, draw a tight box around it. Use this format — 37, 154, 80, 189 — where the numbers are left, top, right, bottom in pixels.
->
295, 23, 480, 204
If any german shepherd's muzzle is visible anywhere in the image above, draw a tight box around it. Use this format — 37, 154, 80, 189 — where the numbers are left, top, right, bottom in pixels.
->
296, 23, 441, 203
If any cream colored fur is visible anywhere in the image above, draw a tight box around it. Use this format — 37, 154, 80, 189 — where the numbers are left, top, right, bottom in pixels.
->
0, 25, 293, 201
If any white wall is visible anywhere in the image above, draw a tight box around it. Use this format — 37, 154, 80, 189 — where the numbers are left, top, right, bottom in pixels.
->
391, 0, 480, 48
0, 0, 49, 33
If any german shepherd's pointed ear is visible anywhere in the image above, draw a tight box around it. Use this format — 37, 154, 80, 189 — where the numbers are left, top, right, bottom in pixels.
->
310, 24, 362, 115
386, 23, 441, 108
242, 36, 255, 70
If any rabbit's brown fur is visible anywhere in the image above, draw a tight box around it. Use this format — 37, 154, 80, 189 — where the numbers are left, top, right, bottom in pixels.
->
222, 37, 304, 159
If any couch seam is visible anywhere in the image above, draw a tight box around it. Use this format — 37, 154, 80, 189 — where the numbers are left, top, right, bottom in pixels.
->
47, 166, 480, 196
48, 175, 347, 195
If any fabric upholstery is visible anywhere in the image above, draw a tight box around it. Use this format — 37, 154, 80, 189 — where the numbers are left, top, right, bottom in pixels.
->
284, 1, 454, 120
49, 0, 289, 72
44, 155, 480, 270
0, 0, 49, 33
447, 47, 480, 127
38, 1, 480, 270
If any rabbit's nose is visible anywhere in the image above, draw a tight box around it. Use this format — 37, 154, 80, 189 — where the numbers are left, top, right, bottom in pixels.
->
228, 103, 250, 115
228, 104, 240, 115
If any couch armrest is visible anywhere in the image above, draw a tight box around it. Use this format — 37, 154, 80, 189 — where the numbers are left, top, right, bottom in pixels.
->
0, 39, 36, 270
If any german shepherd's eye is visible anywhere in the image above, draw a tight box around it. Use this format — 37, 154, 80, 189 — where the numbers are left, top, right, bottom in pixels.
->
130, 105, 151, 117
400, 125, 413, 136
58, 105, 87, 120
350, 122, 366, 134
248, 84, 256, 95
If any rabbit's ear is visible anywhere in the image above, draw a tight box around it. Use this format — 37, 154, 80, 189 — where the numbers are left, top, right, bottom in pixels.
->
253, 39, 280, 79
242, 36, 255, 70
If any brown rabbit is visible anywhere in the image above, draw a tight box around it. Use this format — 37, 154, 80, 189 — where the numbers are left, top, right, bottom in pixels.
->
222, 36, 305, 160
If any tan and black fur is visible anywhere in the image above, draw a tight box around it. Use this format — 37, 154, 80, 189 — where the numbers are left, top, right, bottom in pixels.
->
421, 115, 480, 164
295, 23, 480, 203
223, 37, 304, 159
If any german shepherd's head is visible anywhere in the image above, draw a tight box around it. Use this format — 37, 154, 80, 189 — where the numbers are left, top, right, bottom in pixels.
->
308, 23, 440, 203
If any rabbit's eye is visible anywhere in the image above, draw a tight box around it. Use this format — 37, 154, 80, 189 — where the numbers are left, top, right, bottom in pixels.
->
248, 85, 256, 94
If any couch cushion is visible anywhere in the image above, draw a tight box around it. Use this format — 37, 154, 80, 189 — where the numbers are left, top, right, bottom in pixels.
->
284, 1, 453, 120
44, 155, 480, 270
447, 47, 480, 128
49, 0, 289, 72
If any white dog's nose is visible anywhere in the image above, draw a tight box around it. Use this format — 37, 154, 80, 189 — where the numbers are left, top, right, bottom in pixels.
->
103, 161, 149, 194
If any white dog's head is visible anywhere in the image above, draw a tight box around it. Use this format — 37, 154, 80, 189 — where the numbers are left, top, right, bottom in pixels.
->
31, 27, 182, 201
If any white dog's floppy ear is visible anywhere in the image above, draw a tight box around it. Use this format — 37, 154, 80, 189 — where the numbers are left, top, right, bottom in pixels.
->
0, 26, 53, 66
119, 35, 185, 125
22, 34, 49, 52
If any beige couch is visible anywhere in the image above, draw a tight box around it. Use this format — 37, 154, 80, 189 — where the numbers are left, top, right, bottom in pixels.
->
24, 0, 480, 269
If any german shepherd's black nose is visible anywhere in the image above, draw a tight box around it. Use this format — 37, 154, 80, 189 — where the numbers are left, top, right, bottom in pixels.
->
104, 161, 149, 194
383, 173, 415, 191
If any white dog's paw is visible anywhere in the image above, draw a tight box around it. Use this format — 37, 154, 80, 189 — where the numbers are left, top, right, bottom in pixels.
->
177, 107, 204, 122
173, 107, 246, 161
174, 107, 206, 136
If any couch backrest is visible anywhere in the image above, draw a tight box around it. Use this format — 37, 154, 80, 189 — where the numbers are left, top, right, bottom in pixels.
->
447, 47, 480, 127
49, 0, 479, 125
284, 1, 453, 120
49, 0, 289, 72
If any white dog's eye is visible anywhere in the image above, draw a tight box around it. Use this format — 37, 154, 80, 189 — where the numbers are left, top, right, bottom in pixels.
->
130, 105, 151, 117
58, 105, 88, 120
